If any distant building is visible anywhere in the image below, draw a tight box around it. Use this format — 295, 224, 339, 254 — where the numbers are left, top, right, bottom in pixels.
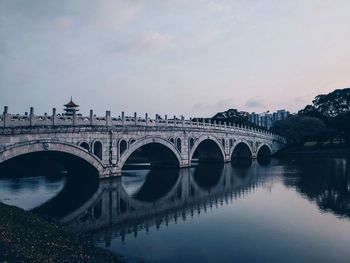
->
63, 97, 79, 116
248, 109, 290, 130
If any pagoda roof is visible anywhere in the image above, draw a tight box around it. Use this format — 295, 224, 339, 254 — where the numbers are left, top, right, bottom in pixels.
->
64, 97, 79, 107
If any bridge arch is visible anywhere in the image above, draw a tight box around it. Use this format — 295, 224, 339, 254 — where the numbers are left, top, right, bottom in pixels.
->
257, 144, 272, 158
0, 140, 105, 175
118, 137, 182, 170
189, 135, 225, 164
230, 140, 253, 160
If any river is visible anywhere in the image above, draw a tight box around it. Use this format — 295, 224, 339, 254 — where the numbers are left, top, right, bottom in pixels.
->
0, 156, 349, 262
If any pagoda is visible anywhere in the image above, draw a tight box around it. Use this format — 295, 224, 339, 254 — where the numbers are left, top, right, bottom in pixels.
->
63, 97, 79, 116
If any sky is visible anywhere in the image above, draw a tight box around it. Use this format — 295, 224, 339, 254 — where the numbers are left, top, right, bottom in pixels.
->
1, 0, 350, 117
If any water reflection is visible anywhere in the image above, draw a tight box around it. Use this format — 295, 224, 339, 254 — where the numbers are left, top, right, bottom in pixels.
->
59, 161, 271, 238
0, 176, 65, 210
1, 156, 350, 262
283, 157, 350, 218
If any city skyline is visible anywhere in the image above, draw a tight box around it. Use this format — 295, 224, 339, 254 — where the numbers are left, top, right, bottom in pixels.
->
1, 0, 350, 116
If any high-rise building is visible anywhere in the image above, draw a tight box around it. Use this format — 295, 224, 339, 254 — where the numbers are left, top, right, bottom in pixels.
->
248, 109, 290, 129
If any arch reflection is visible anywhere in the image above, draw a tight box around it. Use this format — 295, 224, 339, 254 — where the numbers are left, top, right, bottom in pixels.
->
192, 164, 224, 191
123, 169, 180, 202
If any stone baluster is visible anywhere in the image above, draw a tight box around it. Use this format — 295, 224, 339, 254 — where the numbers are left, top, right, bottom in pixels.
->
224, 122, 226, 129
203, 118, 205, 127
173, 115, 176, 127
134, 112, 137, 126
189, 118, 192, 127
106, 110, 111, 126
52, 108, 57, 126
214, 120, 216, 128
219, 121, 222, 130
30, 107, 35, 126
145, 113, 148, 127
182, 116, 185, 127
122, 111, 125, 127
90, 109, 94, 126
3, 106, 9, 127
165, 115, 168, 126
196, 118, 199, 127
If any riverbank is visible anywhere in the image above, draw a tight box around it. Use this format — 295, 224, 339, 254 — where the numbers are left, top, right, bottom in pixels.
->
275, 144, 350, 158
0, 202, 122, 263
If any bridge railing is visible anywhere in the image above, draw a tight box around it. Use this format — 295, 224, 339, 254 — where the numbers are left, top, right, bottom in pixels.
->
0, 107, 286, 143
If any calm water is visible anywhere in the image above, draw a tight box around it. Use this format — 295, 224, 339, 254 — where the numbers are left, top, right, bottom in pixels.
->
0, 157, 349, 262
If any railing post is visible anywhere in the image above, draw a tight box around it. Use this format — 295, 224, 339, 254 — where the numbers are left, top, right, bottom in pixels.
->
156, 114, 159, 127
189, 118, 192, 127
165, 115, 168, 126
196, 118, 199, 127
219, 121, 222, 130
145, 113, 148, 127
30, 107, 35, 126
134, 112, 137, 126
224, 122, 226, 129
52, 108, 57, 126
203, 118, 205, 127
122, 111, 125, 127
3, 106, 9, 127
106, 110, 111, 126
174, 115, 176, 127
90, 109, 94, 126
214, 120, 216, 128
182, 116, 185, 128
73, 110, 76, 126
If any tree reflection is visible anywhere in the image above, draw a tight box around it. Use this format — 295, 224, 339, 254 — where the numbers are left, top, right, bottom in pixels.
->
284, 157, 350, 218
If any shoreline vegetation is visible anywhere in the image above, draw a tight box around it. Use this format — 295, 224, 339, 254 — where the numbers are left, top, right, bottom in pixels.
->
275, 143, 350, 158
0, 202, 121, 263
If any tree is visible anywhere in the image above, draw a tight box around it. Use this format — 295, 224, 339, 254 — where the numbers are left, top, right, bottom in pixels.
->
272, 116, 329, 144
299, 88, 350, 144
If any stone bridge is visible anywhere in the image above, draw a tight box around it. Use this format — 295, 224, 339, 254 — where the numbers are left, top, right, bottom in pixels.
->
0, 106, 286, 178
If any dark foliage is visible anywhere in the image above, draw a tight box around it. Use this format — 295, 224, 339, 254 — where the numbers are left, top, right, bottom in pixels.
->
212, 108, 250, 125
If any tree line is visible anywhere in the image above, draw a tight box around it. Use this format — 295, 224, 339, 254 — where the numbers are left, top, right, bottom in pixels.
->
272, 88, 350, 145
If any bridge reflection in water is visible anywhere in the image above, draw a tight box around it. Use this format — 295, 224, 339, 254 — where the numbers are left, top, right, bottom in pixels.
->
58, 160, 275, 245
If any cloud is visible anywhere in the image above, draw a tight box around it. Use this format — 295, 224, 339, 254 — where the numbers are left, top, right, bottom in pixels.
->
95, 0, 143, 29
244, 97, 266, 110
53, 17, 72, 30
192, 98, 236, 116
208, 1, 232, 14
111, 31, 175, 55
140, 31, 174, 53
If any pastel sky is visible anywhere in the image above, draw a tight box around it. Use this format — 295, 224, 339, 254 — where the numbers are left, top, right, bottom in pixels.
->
1, 0, 350, 117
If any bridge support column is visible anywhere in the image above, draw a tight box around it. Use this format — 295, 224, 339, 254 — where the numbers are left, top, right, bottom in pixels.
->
100, 166, 122, 179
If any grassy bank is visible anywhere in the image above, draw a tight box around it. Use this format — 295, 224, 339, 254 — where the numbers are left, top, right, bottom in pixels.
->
0, 202, 121, 263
